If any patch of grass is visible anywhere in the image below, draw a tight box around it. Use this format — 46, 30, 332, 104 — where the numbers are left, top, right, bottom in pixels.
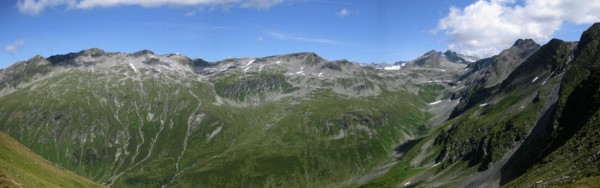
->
0, 131, 102, 188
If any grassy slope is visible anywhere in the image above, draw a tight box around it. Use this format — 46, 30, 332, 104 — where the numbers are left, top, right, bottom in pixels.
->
0, 64, 432, 187
168, 89, 429, 187
0, 131, 103, 188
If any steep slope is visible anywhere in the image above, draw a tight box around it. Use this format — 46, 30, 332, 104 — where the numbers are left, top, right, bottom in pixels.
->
0, 131, 103, 188
443, 50, 478, 64
0, 49, 434, 187
364, 23, 600, 188
501, 22, 600, 187
450, 39, 542, 117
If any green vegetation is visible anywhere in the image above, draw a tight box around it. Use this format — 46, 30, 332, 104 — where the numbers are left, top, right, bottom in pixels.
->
0, 131, 103, 188
0, 62, 430, 187
212, 70, 296, 101
1, 23, 600, 188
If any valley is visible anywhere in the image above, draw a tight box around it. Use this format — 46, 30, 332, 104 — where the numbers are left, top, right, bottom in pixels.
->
1, 22, 600, 188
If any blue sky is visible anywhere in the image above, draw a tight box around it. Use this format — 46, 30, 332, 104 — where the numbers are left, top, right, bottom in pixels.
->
1, 0, 598, 68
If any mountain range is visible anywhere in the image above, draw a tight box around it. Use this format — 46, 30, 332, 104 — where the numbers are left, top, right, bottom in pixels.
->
1, 23, 600, 187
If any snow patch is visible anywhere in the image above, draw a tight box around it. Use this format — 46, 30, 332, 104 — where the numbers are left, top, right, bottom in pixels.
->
429, 100, 442, 105
541, 80, 547, 85
243, 59, 255, 67
300, 66, 304, 70
383, 65, 401, 70
318, 72, 323, 77
479, 103, 488, 107
129, 63, 137, 73
404, 181, 411, 186
242, 59, 256, 72
275, 60, 281, 64
207, 126, 222, 142
432, 162, 441, 167
531, 76, 539, 83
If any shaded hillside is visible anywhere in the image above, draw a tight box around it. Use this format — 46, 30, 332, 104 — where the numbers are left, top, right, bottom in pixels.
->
501, 22, 600, 187
363, 23, 600, 188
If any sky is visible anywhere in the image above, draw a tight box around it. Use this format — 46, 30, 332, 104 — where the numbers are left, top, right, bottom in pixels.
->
1, 0, 599, 68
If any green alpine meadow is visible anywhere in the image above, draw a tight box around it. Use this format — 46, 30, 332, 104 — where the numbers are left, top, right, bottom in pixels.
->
2, 1, 600, 187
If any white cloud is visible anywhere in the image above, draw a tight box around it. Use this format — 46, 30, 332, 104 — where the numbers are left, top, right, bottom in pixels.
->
4, 39, 26, 55
17, 0, 76, 16
17, 0, 285, 15
241, 0, 283, 9
337, 8, 349, 17
269, 32, 336, 44
257, 36, 264, 42
436, 0, 600, 58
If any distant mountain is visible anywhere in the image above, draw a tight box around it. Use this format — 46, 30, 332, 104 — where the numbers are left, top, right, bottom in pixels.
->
1, 22, 599, 188
444, 50, 479, 64
403, 50, 470, 69
372, 50, 476, 71
0, 48, 432, 187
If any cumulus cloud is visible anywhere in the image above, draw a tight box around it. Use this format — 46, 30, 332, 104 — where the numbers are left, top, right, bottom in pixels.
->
4, 39, 26, 55
337, 8, 349, 17
17, 0, 285, 15
436, 0, 600, 58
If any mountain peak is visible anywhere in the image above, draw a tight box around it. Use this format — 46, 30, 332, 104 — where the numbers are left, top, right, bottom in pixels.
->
132, 49, 155, 57
285, 52, 320, 58
575, 22, 600, 57
444, 50, 456, 55
512, 39, 538, 48
444, 50, 479, 63
28, 55, 45, 61
424, 50, 441, 56
79, 48, 106, 57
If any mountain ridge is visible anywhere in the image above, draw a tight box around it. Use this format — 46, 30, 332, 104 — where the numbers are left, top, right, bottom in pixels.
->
1, 23, 600, 188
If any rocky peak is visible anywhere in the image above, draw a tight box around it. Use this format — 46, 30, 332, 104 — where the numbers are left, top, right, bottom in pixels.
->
512, 39, 538, 48
444, 50, 479, 63
132, 49, 155, 57
285, 52, 322, 59
28, 55, 46, 62
78, 48, 106, 58
574, 22, 600, 58
423, 50, 442, 57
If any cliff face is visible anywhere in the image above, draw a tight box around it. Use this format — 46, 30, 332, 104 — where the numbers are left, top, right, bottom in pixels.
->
501, 23, 600, 187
